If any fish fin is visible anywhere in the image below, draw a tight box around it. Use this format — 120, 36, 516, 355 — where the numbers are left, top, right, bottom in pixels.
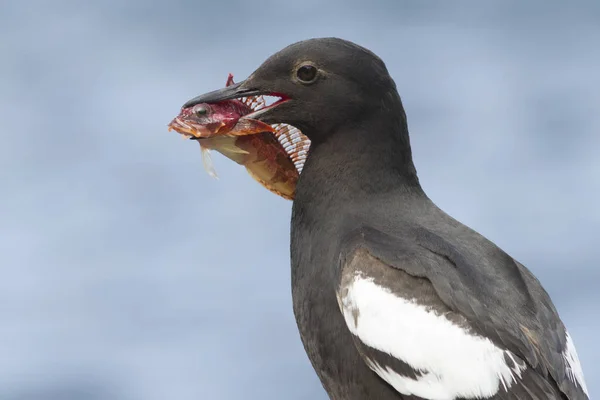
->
210, 139, 250, 155
273, 123, 311, 173
226, 74, 256, 110
200, 145, 219, 179
229, 118, 275, 135
199, 137, 249, 165
247, 95, 266, 110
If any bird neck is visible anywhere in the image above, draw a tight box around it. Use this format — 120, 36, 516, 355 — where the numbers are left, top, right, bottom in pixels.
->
298, 107, 424, 204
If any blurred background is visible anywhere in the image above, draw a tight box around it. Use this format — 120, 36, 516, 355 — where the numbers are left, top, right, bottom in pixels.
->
1, 1, 598, 399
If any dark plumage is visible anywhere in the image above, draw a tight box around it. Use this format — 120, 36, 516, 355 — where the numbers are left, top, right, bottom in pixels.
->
184, 38, 589, 400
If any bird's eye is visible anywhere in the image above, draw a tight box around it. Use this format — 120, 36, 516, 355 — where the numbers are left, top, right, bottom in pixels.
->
195, 106, 208, 116
296, 65, 318, 83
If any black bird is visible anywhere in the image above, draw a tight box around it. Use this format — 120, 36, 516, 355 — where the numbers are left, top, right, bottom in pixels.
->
184, 38, 589, 400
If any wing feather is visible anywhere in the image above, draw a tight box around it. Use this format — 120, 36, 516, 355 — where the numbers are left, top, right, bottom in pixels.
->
335, 225, 588, 400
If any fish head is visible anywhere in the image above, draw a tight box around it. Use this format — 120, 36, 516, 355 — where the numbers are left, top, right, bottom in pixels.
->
168, 100, 274, 139
168, 101, 243, 138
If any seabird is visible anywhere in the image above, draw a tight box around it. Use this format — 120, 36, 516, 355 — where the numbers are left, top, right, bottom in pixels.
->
183, 38, 589, 400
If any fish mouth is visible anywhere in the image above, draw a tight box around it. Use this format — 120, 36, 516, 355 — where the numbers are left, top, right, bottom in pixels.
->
167, 117, 194, 138
182, 81, 290, 122
167, 117, 223, 139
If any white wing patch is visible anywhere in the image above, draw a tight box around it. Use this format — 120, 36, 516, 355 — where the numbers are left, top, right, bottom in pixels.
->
339, 273, 526, 400
563, 332, 589, 395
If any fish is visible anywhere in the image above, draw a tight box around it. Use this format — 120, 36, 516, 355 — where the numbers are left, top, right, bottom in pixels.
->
168, 74, 310, 200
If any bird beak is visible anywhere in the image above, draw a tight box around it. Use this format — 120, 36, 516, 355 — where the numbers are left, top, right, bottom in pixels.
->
183, 80, 263, 108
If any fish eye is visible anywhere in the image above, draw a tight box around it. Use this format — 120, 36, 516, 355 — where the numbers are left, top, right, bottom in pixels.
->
296, 64, 318, 83
195, 106, 208, 116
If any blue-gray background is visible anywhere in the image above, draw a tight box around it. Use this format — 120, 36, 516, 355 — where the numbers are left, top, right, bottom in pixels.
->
1, 1, 598, 399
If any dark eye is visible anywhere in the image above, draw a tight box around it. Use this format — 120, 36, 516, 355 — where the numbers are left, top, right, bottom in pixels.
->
296, 65, 318, 83
195, 106, 208, 116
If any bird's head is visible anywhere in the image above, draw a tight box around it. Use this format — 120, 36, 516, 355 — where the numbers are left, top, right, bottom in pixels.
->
183, 38, 399, 143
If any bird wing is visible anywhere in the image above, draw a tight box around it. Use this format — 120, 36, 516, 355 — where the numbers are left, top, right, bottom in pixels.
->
335, 225, 589, 400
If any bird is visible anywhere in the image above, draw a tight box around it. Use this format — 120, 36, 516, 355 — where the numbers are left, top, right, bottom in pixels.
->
183, 38, 589, 400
